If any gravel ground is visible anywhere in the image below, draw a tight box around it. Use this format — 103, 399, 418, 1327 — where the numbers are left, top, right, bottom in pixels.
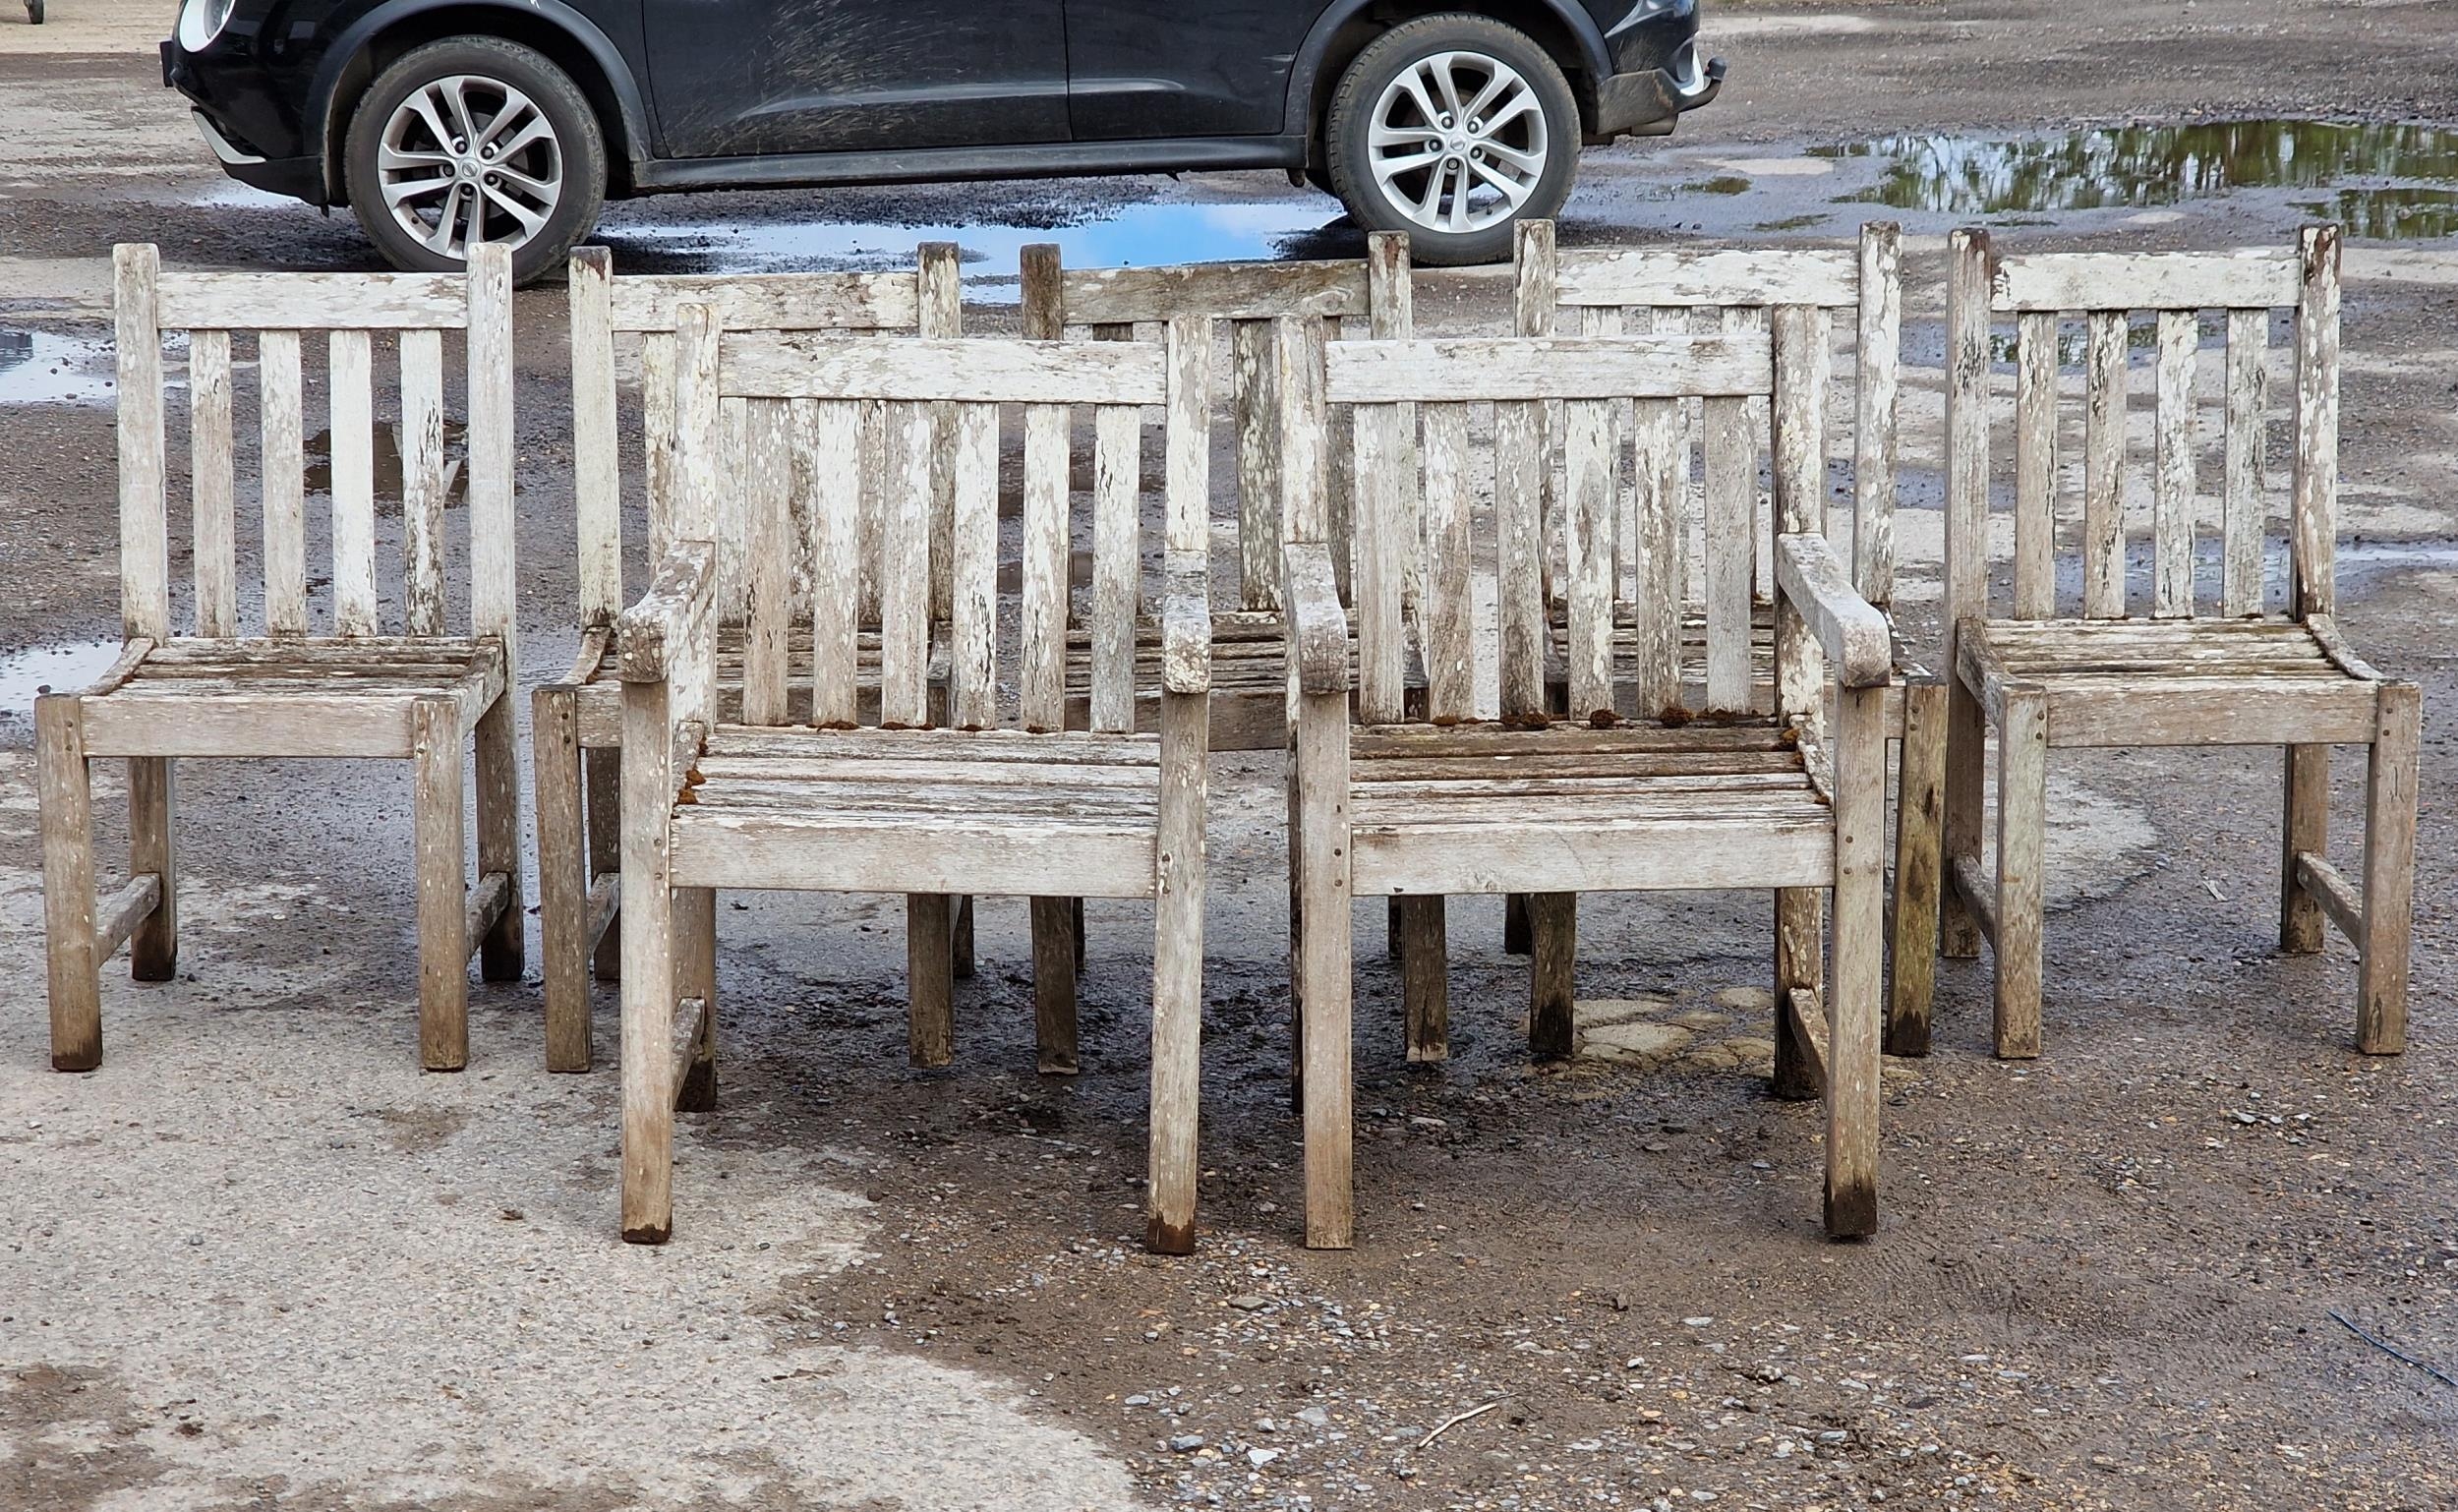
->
3, 3, 2457, 1509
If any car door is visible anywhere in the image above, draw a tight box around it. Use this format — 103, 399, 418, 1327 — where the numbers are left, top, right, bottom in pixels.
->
643, 0, 1072, 156
1063, 0, 1322, 141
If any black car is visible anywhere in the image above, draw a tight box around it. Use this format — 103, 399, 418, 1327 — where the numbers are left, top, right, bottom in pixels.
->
163, 0, 1721, 282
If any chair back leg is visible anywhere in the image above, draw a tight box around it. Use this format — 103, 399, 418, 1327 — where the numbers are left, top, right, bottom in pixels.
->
2358, 683, 2420, 1054
128, 756, 177, 981
37, 696, 103, 1072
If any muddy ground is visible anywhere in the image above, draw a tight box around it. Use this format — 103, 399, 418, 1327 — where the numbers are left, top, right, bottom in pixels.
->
5, 2, 2458, 1509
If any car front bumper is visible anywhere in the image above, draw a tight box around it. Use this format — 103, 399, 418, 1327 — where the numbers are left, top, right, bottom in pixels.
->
162, 27, 331, 206
1594, 37, 1726, 138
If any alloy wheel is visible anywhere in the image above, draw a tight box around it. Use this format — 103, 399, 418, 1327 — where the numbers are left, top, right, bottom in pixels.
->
376, 74, 564, 260
1365, 50, 1550, 234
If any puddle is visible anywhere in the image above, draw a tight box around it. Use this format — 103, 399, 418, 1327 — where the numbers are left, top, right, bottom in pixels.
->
0, 641, 123, 717
593, 199, 1358, 295
1810, 119, 2458, 239
0, 327, 115, 406
302, 421, 467, 505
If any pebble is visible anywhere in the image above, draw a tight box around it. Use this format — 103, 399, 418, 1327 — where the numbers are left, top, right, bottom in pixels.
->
1228, 1294, 1270, 1311
1247, 1447, 1281, 1469
1125, 1394, 1150, 1407
1168, 1434, 1206, 1453
1296, 1406, 1331, 1429
1682, 1316, 1716, 1327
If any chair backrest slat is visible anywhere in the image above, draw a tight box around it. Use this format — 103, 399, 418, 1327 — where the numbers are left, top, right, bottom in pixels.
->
1320, 329, 1787, 727
325, 328, 380, 636
682, 316, 1195, 734
1944, 225, 2338, 653
570, 247, 956, 628
399, 327, 449, 636
114, 242, 511, 646
188, 327, 237, 637
1024, 247, 1400, 614
258, 329, 308, 635
1523, 222, 1903, 609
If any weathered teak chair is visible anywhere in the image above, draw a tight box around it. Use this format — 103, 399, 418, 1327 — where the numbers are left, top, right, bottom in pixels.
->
1017, 237, 1414, 749
1283, 315, 1894, 1247
614, 309, 1213, 1250
1940, 225, 2416, 1057
39, 243, 518, 1072
1473, 219, 1948, 1056
536, 246, 965, 1072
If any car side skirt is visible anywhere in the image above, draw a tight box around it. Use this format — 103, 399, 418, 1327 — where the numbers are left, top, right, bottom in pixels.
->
628, 136, 1305, 196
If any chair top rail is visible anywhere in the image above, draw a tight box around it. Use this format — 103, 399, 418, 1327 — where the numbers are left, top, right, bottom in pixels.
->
1325, 333, 1775, 405
604, 267, 929, 333
1038, 255, 1372, 324
717, 330, 1168, 406
1991, 249, 2304, 313
1551, 245, 1862, 310
153, 270, 474, 331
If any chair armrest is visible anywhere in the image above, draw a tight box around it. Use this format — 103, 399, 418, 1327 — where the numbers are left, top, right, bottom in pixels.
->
616, 542, 716, 684
1776, 534, 1892, 689
1282, 542, 1351, 697
1160, 557, 1211, 696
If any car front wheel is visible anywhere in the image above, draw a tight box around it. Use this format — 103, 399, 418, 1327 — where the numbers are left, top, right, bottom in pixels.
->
1323, 15, 1580, 265
341, 37, 606, 283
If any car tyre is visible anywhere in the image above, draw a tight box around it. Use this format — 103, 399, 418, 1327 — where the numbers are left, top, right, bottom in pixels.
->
342, 36, 606, 284
1324, 14, 1579, 265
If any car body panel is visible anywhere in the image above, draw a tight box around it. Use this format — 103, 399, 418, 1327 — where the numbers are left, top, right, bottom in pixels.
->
641, 0, 1070, 156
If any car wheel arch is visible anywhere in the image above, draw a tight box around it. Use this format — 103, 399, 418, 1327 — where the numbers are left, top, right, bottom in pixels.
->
312, 0, 650, 205
1283, 0, 1609, 155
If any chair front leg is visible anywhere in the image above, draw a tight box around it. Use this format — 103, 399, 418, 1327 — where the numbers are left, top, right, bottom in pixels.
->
1993, 689, 2047, 1060
1146, 690, 1206, 1254
128, 756, 177, 982
410, 696, 470, 1072
1396, 895, 1448, 1063
1526, 893, 1576, 1060
36, 695, 102, 1072
1029, 897, 1078, 1075
618, 678, 680, 1245
908, 894, 957, 1069
1825, 683, 1887, 1239
2358, 683, 2420, 1054
1292, 692, 1353, 1250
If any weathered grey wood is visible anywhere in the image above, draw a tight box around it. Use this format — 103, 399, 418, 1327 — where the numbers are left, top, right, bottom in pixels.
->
2081, 310, 2130, 618
1234, 319, 1280, 611
1396, 896, 1447, 1062
1562, 397, 1616, 720
2292, 851, 2365, 949
37, 696, 102, 1070
115, 246, 169, 640
1295, 681, 1353, 1250
474, 689, 523, 981
947, 400, 999, 727
1854, 222, 1902, 604
1949, 852, 2001, 949
610, 271, 920, 335
1772, 889, 1824, 1100
1702, 392, 1754, 711
917, 242, 962, 621
92, 873, 164, 967
463, 869, 512, 959
411, 696, 469, 1071
1422, 401, 1475, 722
2358, 682, 2418, 1054
2012, 310, 2059, 619
1354, 393, 1409, 719
800, 398, 863, 726
619, 670, 676, 1243
1993, 251, 2300, 313
586, 742, 623, 982
126, 755, 176, 981
2292, 225, 2341, 619
2153, 309, 2199, 617
1771, 306, 1829, 719
327, 328, 379, 636
880, 396, 934, 727
1091, 403, 1141, 732
1526, 893, 1575, 1060
157, 269, 474, 330
1991, 687, 2046, 1059
907, 893, 955, 1068
1353, 816, 1836, 898
1557, 245, 1859, 309
2222, 308, 2269, 617
400, 328, 449, 636
1886, 677, 1946, 1055
1776, 535, 1891, 687
1824, 680, 1885, 1236
1018, 400, 1071, 729
188, 328, 236, 637
1939, 231, 1994, 962
743, 401, 795, 725
1055, 259, 1369, 325
535, 681, 593, 1071
1495, 393, 1549, 721
569, 248, 624, 623
259, 329, 308, 635
727, 335, 1167, 404
1147, 686, 1206, 1251
1327, 335, 1772, 403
